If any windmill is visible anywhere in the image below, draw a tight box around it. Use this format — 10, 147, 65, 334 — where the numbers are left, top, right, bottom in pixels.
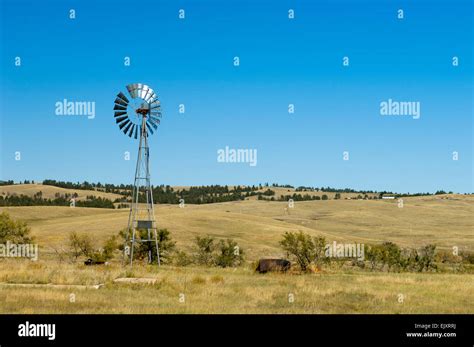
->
114, 83, 162, 266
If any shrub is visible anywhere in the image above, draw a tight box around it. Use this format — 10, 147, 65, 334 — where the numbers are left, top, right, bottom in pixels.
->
0, 212, 33, 244
88, 235, 118, 263
381, 242, 403, 271
279, 231, 317, 272
68, 232, 117, 263
365, 242, 440, 273
461, 251, 474, 265
404, 248, 421, 272
194, 235, 216, 265
118, 228, 176, 264
174, 250, 193, 267
68, 232, 93, 263
419, 244, 437, 272
134, 228, 176, 264
313, 236, 328, 267
215, 239, 244, 267
366, 244, 383, 271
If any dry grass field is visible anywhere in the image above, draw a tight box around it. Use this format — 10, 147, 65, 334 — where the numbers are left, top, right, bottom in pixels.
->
0, 261, 472, 314
0, 188, 473, 314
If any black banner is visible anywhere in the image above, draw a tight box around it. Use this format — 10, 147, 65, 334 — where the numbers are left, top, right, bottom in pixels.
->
0, 314, 472, 346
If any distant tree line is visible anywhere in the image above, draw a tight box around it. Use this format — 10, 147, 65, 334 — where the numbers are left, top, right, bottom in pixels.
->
3, 180, 466, 205
271, 183, 294, 188
0, 192, 114, 209
130, 185, 261, 204
258, 192, 329, 201
295, 186, 380, 194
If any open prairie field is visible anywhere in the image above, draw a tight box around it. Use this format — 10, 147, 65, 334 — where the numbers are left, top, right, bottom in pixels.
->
0, 193, 473, 313
1, 193, 473, 259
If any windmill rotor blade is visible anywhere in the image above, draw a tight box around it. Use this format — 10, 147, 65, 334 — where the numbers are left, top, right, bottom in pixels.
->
117, 92, 129, 103
115, 115, 128, 124
119, 119, 130, 130
123, 121, 133, 134
117, 119, 129, 128
134, 125, 138, 139
150, 115, 162, 123
150, 110, 161, 117
140, 85, 150, 100
114, 111, 127, 117
114, 104, 127, 111
147, 118, 158, 130
149, 117, 161, 125
146, 122, 154, 135
145, 88, 155, 102
127, 84, 139, 98
147, 93, 158, 103
128, 124, 135, 137
148, 115, 159, 125
115, 98, 128, 107
135, 84, 145, 99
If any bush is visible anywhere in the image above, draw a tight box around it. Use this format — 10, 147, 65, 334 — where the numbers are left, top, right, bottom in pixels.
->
0, 212, 33, 244
279, 231, 324, 272
194, 235, 216, 266
215, 239, 244, 267
461, 251, 474, 265
419, 244, 437, 272
191, 235, 244, 268
134, 228, 176, 264
68, 232, 117, 263
88, 235, 118, 263
365, 242, 439, 273
366, 244, 383, 271
118, 228, 176, 264
174, 250, 192, 267
68, 232, 93, 263
381, 242, 403, 271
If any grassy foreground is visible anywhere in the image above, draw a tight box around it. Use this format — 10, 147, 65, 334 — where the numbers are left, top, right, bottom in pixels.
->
0, 260, 473, 314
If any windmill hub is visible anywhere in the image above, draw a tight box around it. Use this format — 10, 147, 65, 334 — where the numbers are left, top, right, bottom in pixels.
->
113, 83, 163, 267
136, 106, 149, 116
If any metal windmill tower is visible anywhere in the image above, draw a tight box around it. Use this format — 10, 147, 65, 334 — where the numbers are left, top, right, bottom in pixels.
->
113, 83, 162, 266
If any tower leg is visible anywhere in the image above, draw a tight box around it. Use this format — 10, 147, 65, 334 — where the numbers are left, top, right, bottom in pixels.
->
154, 229, 161, 266
130, 228, 136, 267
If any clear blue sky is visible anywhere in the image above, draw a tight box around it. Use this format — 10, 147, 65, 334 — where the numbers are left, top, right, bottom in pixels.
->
1, 0, 472, 193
